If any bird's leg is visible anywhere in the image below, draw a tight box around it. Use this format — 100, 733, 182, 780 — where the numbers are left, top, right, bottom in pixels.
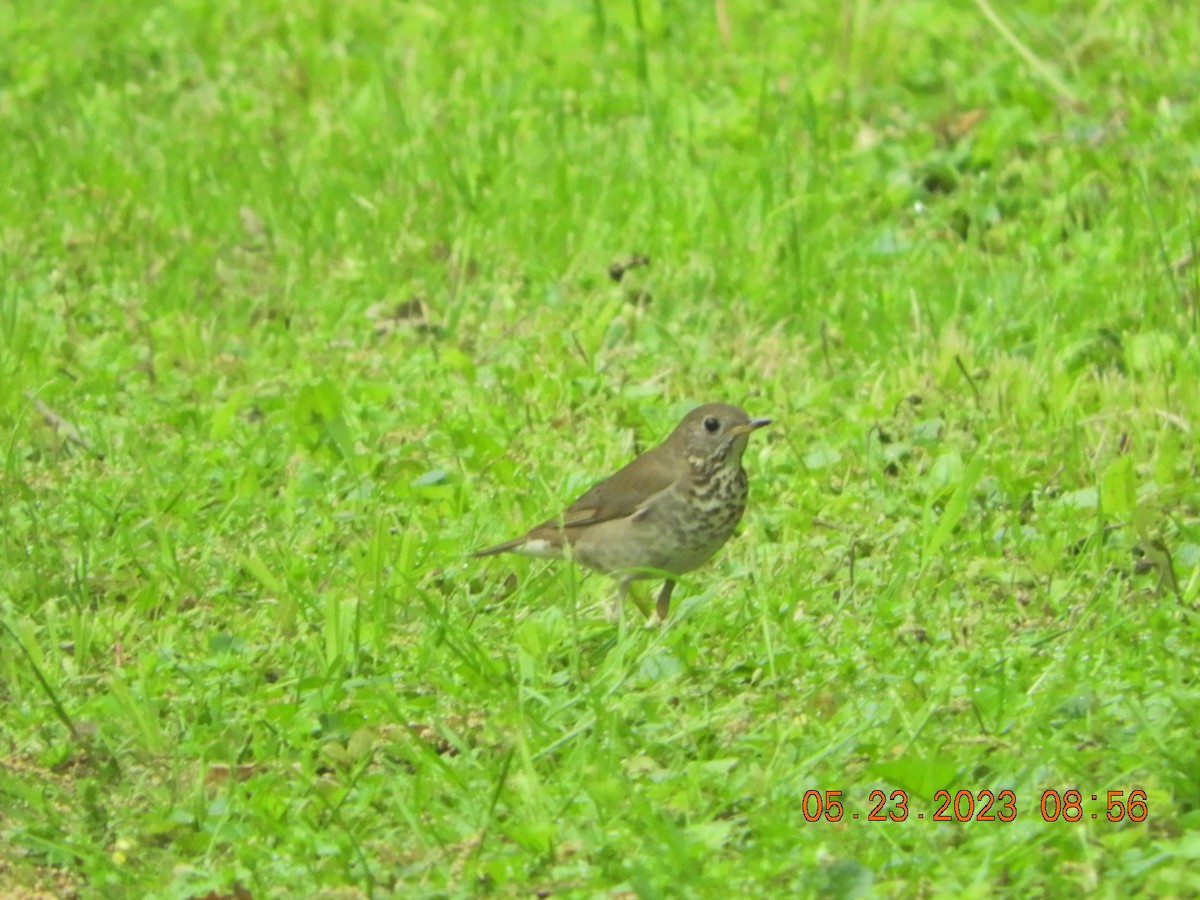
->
607, 579, 630, 622
655, 580, 676, 620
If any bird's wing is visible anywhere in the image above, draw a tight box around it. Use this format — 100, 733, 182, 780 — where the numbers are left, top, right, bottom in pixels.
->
536, 444, 678, 530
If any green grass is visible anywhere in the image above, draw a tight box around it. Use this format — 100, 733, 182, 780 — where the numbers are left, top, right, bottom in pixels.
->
2, 0, 1199, 896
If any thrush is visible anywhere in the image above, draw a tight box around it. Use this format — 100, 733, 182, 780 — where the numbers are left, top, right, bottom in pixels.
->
473, 403, 771, 619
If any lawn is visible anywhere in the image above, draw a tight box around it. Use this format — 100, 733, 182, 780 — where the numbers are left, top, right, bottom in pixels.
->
2, 0, 1199, 896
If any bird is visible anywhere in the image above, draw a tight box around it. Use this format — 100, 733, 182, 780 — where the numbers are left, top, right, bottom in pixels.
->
473, 403, 771, 619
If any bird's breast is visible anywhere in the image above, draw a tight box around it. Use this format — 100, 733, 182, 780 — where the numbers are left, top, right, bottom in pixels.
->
684, 466, 749, 527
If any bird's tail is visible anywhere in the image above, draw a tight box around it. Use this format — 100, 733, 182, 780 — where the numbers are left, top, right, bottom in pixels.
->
471, 537, 527, 558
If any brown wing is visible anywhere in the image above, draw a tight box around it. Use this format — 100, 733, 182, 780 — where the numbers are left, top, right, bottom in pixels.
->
472, 442, 682, 557
531, 442, 679, 532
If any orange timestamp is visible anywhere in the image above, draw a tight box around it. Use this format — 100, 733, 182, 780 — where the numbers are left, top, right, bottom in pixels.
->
800, 789, 1148, 823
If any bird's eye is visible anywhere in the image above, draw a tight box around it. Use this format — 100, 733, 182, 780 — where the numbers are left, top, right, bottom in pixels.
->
703, 416, 720, 433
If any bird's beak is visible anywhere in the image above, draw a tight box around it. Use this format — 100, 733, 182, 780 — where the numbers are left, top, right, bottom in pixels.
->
730, 418, 772, 436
